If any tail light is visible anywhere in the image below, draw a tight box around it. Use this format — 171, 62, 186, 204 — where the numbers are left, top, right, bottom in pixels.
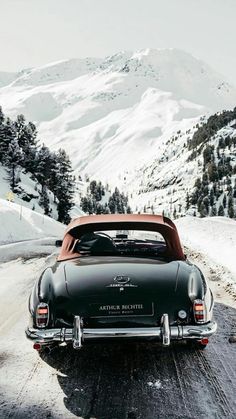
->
193, 299, 206, 324
33, 343, 42, 351
36, 303, 49, 328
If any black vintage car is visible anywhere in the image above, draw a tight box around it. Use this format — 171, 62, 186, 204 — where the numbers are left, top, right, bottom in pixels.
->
26, 214, 217, 351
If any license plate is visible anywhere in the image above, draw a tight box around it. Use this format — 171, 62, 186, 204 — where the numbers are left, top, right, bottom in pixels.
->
90, 302, 154, 317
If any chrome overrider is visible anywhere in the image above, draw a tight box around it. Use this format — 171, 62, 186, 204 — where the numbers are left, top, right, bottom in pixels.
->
26, 314, 217, 349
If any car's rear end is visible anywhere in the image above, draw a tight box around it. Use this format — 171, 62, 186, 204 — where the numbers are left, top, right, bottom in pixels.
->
26, 214, 217, 351
27, 256, 216, 350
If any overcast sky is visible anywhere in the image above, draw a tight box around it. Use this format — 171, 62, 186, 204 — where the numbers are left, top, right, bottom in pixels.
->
1, 0, 235, 84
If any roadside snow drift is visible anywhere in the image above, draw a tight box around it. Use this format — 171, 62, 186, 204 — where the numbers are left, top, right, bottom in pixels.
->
176, 216, 236, 280
0, 198, 65, 244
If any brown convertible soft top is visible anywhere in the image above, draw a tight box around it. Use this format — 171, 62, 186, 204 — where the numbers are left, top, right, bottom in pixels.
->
58, 214, 185, 261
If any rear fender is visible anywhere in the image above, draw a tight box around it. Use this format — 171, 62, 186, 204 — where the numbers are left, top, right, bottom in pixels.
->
29, 268, 55, 327
187, 265, 213, 322
188, 270, 205, 302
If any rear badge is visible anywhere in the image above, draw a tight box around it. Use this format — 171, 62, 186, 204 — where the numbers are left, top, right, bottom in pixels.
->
106, 276, 138, 289
114, 275, 130, 284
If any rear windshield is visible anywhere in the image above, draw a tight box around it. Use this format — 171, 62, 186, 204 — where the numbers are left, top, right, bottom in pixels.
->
73, 229, 167, 259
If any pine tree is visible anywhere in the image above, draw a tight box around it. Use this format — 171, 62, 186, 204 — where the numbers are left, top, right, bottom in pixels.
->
209, 189, 214, 206
218, 204, 225, 216
0, 117, 15, 163
208, 162, 218, 182
21, 121, 38, 172
0, 106, 6, 162
103, 203, 110, 214
234, 180, 236, 198
222, 193, 227, 208
96, 203, 104, 214
14, 115, 38, 166
228, 205, 234, 218
127, 205, 132, 214
39, 186, 50, 215
108, 196, 116, 214
210, 205, 217, 216
197, 197, 203, 212
89, 180, 97, 197
55, 149, 75, 223
0, 106, 4, 125
195, 178, 202, 189
191, 178, 202, 205
203, 196, 210, 214
35, 145, 52, 190
185, 192, 190, 211
228, 194, 235, 218
47, 152, 60, 202
199, 201, 207, 218
5, 138, 23, 191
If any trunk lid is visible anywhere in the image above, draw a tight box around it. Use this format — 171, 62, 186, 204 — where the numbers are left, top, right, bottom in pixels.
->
62, 256, 192, 326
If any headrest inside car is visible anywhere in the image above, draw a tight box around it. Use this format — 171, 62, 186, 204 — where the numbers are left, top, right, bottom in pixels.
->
75, 233, 118, 255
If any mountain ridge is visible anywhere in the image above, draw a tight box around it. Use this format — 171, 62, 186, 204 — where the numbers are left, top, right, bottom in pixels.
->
0, 48, 236, 185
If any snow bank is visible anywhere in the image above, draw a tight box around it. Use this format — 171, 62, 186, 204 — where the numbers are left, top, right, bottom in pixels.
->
0, 198, 65, 244
176, 216, 236, 280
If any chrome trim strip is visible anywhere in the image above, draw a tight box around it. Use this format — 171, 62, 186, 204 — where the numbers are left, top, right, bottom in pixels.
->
84, 327, 161, 339
26, 320, 217, 346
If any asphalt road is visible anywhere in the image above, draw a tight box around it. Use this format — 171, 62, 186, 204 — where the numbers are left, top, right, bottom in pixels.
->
0, 256, 236, 419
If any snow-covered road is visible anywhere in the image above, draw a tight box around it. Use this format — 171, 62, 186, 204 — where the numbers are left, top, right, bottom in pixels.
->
0, 249, 236, 418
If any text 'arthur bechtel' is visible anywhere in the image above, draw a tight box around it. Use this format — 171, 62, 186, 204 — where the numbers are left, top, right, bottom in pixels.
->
99, 304, 143, 311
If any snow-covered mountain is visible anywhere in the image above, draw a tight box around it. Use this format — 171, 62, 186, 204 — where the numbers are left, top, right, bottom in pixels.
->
0, 48, 236, 184
127, 111, 236, 217
0, 71, 20, 88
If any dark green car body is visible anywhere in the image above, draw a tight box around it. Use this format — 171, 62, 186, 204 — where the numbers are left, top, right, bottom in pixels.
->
26, 214, 216, 350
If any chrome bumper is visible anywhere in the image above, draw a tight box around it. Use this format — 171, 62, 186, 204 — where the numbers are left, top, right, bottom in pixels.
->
26, 314, 217, 349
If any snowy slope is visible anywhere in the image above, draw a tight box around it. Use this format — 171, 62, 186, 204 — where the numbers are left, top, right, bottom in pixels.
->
0, 49, 236, 183
0, 70, 19, 88
123, 119, 201, 214
176, 216, 236, 282
0, 198, 65, 244
126, 117, 236, 216
0, 164, 59, 217
0, 164, 84, 221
